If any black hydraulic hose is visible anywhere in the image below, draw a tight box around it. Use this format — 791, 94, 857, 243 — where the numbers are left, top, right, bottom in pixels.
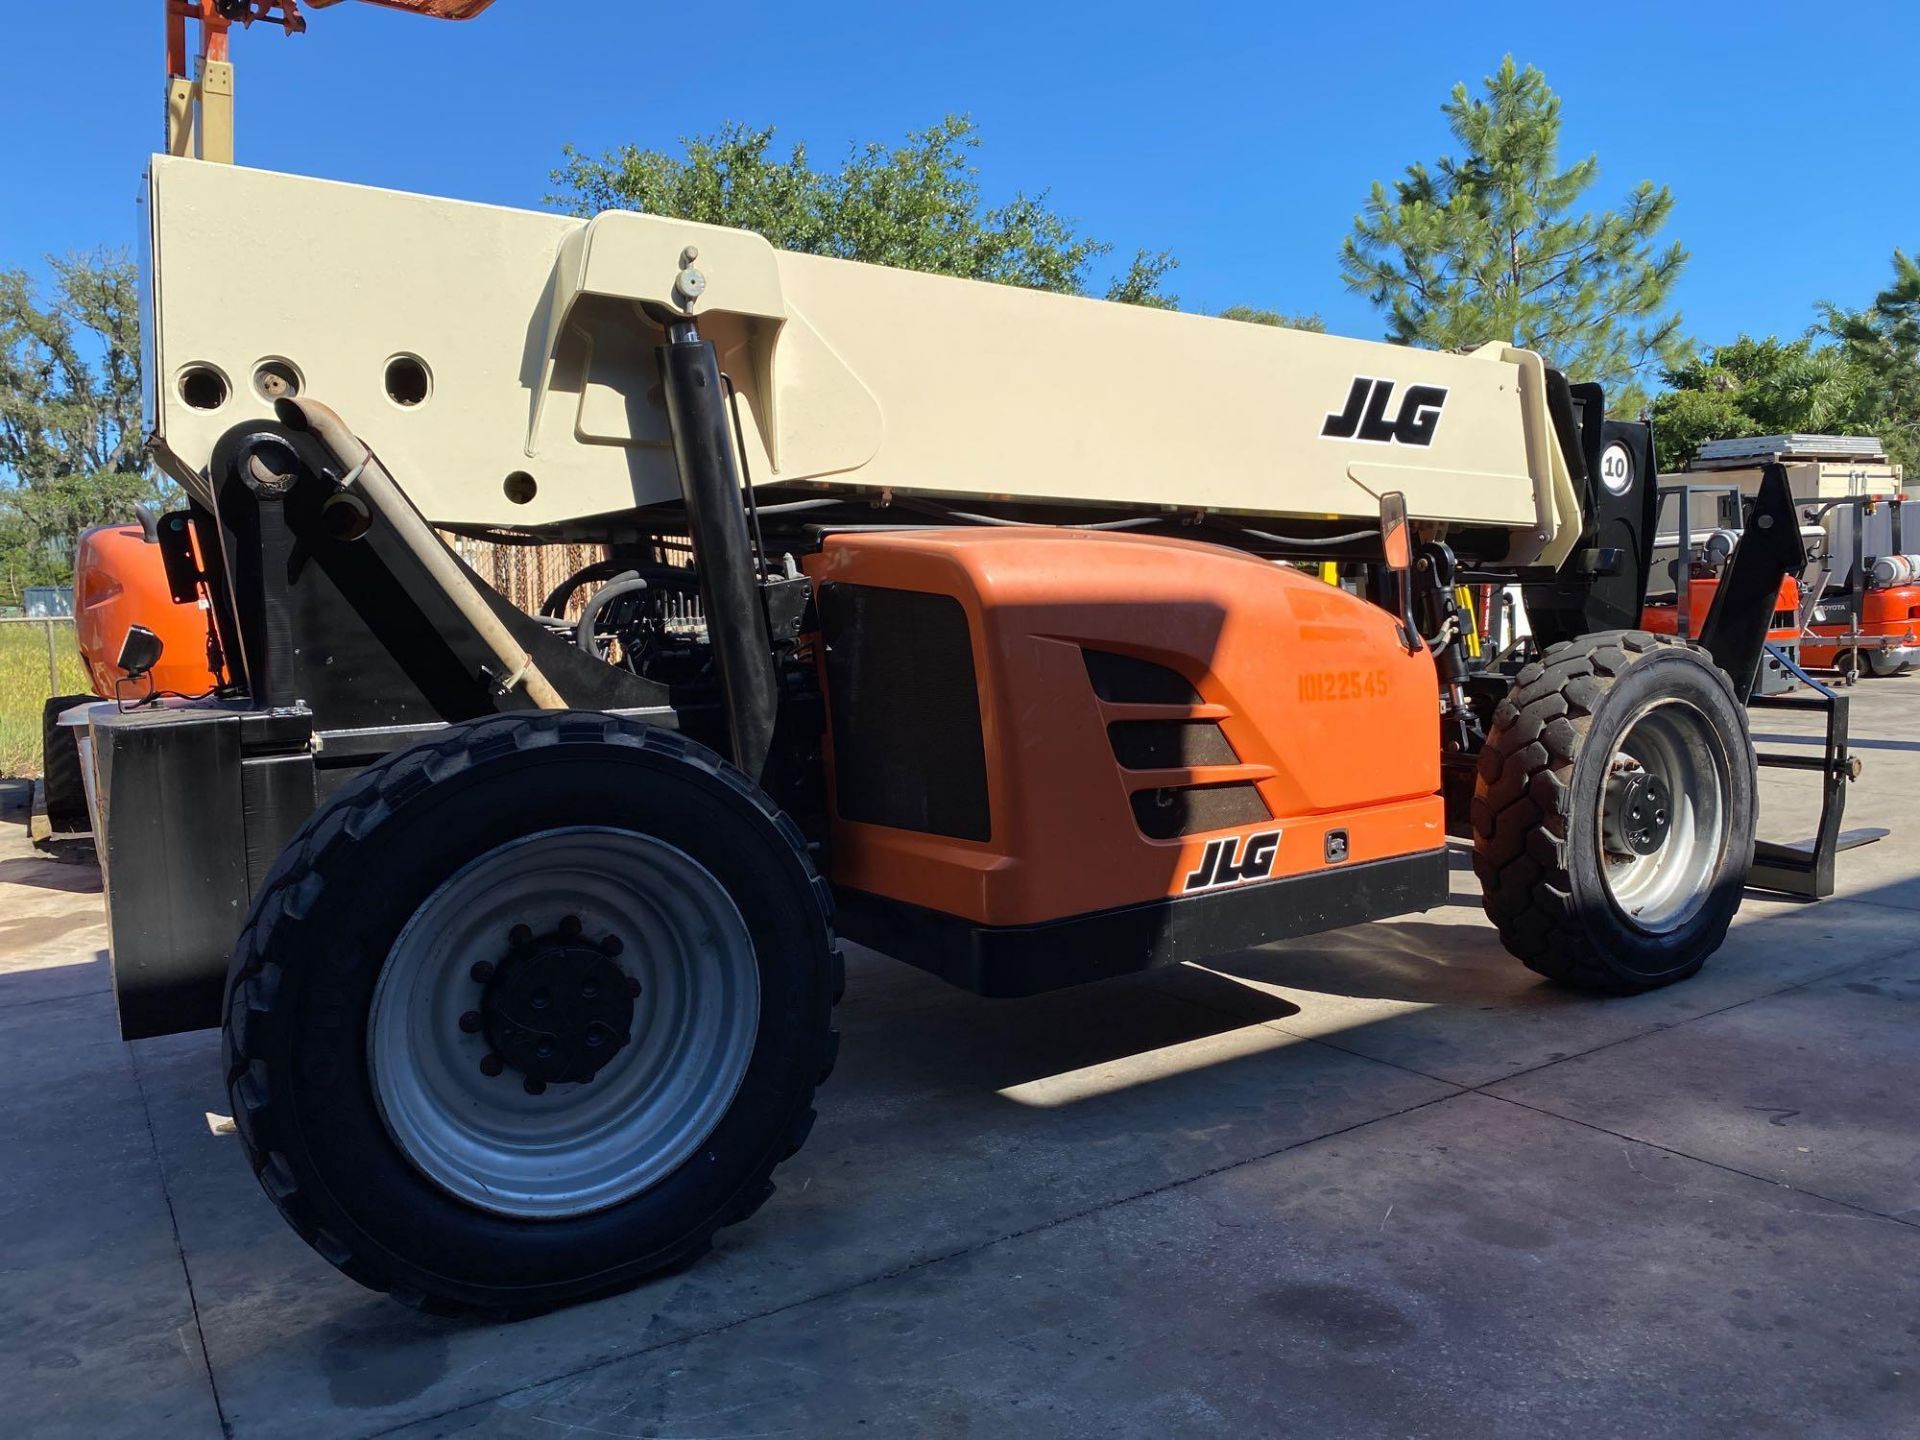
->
748, 497, 844, 516
542, 561, 701, 618
575, 574, 647, 658
1238, 526, 1379, 548
541, 559, 629, 617
721, 373, 769, 575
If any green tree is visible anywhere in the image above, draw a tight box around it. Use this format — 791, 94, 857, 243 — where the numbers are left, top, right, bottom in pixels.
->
1217, 305, 1326, 333
1341, 56, 1688, 414
1822, 248, 1920, 475
1650, 335, 1872, 469
0, 253, 166, 609
551, 115, 1178, 306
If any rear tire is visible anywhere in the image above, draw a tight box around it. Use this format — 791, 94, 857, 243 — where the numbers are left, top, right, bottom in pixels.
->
1471, 631, 1755, 992
222, 712, 841, 1317
40, 694, 94, 833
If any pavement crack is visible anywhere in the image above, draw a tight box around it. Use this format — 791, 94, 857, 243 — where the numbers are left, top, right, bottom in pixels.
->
130, 1043, 233, 1440
0, 984, 114, 1014
1482, 1091, 1920, 1232
1822, 893, 1920, 916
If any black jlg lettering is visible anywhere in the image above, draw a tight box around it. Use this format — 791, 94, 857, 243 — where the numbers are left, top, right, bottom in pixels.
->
1321, 377, 1448, 447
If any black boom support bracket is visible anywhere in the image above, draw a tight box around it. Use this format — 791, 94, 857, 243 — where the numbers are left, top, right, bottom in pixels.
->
1691, 464, 1882, 900
1697, 464, 1803, 699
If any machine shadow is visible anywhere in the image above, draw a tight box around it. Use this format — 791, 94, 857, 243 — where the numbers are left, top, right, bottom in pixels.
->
0, 853, 102, 894
832, 849, 1919, 1130
832, 947, 1306, 1100
0, 948, 111, 1012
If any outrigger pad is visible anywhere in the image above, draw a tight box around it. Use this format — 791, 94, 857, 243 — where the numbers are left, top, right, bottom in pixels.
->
1699, 465, 1805, 700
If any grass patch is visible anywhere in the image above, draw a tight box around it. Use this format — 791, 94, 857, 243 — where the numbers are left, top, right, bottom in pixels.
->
0, 620, 90, 778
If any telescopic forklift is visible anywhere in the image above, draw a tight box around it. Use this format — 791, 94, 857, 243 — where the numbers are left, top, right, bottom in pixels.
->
87, 0, 1857, 1315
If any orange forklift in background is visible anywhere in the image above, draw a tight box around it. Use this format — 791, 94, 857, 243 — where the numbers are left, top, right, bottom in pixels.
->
41, 513, 225, 833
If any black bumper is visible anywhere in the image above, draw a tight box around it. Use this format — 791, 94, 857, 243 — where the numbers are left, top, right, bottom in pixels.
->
837, 846, 1452, 998
93, 702, 319, 1040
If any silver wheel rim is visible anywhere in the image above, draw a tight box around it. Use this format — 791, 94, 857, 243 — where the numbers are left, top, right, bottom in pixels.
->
1597, 699, 1728, 934
368, 826, 760, 1219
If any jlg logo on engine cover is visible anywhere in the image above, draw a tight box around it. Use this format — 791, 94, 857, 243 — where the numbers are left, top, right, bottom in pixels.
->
1182, 829, 1283, 893
1320, 377, 1448, 447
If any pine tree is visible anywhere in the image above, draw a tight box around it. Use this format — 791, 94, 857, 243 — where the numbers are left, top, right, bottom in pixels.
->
1341, 56, 1688, 415
1822, 249, 1920, 475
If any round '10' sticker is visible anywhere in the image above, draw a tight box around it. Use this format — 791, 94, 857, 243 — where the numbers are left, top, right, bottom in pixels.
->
1599, 441, 1635, 497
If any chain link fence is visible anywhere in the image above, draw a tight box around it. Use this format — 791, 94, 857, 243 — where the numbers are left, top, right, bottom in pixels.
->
0, 617, 89, 778
442, 537, 610, 620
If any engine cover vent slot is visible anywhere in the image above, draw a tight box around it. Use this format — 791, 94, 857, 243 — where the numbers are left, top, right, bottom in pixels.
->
1108, 720, 1237, 770
1082, 649, 1201, 706
1131, 783, 1270, 840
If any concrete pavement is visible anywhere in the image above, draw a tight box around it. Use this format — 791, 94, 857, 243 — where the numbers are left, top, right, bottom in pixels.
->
2, 678, 1916, 1438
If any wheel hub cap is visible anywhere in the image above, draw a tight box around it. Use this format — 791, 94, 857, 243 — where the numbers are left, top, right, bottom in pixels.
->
479, 927, 636, 1088
1604, 768, 1672, 857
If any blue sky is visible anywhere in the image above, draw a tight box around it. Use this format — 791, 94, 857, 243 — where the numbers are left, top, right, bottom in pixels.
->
2, 0, 1913, 353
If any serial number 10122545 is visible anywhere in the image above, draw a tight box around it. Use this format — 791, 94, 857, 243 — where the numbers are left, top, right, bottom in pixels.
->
1297, 669, 1391, 703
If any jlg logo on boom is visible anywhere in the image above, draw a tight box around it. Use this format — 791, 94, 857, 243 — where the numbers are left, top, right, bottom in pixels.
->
1182, 829, 1282, 893
1320, 377, 1448, 447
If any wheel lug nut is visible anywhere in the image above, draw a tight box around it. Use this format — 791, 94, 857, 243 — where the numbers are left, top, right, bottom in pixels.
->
524, 1078, 547, 1096
470, 960, 495, 984
459, 1011, 482, 1034
508, 924, 532, 948
559, 914, 583, 938
536, 1040, 556, 1058
479, 1053, 504, 1077
530, 989, 550, 1010
628, 975, 642, 997
601, 934, 624, 957
581, 981, 599, 999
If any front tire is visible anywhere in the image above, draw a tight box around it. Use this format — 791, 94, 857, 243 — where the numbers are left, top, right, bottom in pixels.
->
222, 712, 840, 1317
1471, 632, 1756, 993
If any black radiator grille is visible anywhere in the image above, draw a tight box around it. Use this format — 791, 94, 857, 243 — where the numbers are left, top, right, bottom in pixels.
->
819, 583, 990, 841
